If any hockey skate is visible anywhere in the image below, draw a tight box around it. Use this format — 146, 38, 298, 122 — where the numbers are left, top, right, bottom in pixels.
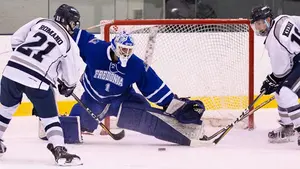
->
293, 127, 300, 146
268, 121, 295, 143
47, 143, 82, 166
297, 132, 300, 146
0, 139, 7, 157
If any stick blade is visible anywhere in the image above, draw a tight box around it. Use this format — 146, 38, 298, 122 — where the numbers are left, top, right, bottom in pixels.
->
189, 139, 216, 147
111, 130, 125, 140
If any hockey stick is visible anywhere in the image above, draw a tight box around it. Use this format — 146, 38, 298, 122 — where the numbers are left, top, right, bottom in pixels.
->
71, 93, 125, 140
212, 94, 274, 145
0, 50, 11, 56
200, 91, 266, 143
57, 79, 125, 140
239, 96, 275, 122
85, 20, 114, 30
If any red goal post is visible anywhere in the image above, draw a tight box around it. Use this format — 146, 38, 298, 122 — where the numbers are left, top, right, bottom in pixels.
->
99, 19, 254, 133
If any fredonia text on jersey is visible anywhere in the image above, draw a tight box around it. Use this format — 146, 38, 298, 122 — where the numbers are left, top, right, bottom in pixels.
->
94, 70, 123, 87
39, 25, 63, 45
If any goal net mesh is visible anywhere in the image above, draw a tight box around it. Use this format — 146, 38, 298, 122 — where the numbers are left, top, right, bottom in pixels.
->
100, 19, 254, 129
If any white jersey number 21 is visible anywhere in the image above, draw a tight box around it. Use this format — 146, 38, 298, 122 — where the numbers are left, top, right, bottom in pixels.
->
16, 32, 56, 62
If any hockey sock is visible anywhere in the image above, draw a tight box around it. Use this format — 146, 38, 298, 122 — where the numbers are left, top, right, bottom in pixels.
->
287, 105, 300, 128
277, 87, 300, 127
0, 104, 19, 138
40, 116, 64, 147
278, 106, 292, 125
275, 92, 292, 125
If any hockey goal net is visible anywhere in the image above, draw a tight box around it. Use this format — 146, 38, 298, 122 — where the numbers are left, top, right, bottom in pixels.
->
99, 19, 254, 131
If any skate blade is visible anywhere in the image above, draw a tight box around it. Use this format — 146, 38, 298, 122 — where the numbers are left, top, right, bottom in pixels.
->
268, 136, 295, 144
57, 157, 83, 166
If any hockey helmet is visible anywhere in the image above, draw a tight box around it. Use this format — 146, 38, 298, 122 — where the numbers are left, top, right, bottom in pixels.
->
111, 32, 134, 67
54, 4, 80, 35
250, 5, 273, 36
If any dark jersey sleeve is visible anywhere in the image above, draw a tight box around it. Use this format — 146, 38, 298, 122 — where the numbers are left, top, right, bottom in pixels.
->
136, 66, 174, 107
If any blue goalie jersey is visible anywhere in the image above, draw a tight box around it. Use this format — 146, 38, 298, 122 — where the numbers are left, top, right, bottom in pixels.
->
72, 29, 174, 107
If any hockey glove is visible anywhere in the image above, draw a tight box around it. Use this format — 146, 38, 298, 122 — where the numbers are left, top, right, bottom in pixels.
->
260, 73, 283, 95
164, 96, 205, 125
58, 82, 75, 97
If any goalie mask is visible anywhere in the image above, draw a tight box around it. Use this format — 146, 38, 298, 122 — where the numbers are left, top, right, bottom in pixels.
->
111, 32, 134, 67
250, 5, 273, 36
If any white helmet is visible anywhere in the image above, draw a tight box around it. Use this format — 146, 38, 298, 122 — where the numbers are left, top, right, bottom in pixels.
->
111, 31, 134, 67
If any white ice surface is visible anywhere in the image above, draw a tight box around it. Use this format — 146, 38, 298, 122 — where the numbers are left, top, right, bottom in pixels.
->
1, 109, 300, 169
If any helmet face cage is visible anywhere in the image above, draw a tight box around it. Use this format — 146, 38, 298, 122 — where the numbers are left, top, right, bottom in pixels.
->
111, 32, 134, 67
250, 5, 273, 36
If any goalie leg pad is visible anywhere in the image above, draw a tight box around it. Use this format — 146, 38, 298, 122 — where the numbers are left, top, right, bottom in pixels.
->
117, 105, 192, 145
39, 116, 83, 144
116, 94, 204, 145
59, 116, 83, 144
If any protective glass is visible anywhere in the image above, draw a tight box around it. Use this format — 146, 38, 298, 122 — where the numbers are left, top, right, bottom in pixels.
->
250, 19, 269, 36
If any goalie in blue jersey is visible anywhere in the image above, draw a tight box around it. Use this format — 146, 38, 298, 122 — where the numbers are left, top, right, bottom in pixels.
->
63, 29, 206, 145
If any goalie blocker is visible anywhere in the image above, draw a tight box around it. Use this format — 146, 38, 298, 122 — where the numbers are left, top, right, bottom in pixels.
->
40, 92, 206, 145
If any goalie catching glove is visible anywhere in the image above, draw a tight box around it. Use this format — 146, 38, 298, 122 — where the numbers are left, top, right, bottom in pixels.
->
260, 73, 284, 94
164, 95, 205, 125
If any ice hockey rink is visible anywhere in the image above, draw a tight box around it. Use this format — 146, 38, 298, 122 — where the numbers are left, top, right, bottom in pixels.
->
0, 108, 299, 169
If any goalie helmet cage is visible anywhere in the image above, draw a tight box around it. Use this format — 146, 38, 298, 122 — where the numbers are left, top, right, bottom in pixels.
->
99, 19, 254, 135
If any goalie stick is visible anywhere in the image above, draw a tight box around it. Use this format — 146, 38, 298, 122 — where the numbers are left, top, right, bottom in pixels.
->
200, 91, 273, 144
57, 79, 125, 140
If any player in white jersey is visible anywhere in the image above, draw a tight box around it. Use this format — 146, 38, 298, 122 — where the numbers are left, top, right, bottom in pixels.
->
0, 4, 82, 166
250, 5, 300, 145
